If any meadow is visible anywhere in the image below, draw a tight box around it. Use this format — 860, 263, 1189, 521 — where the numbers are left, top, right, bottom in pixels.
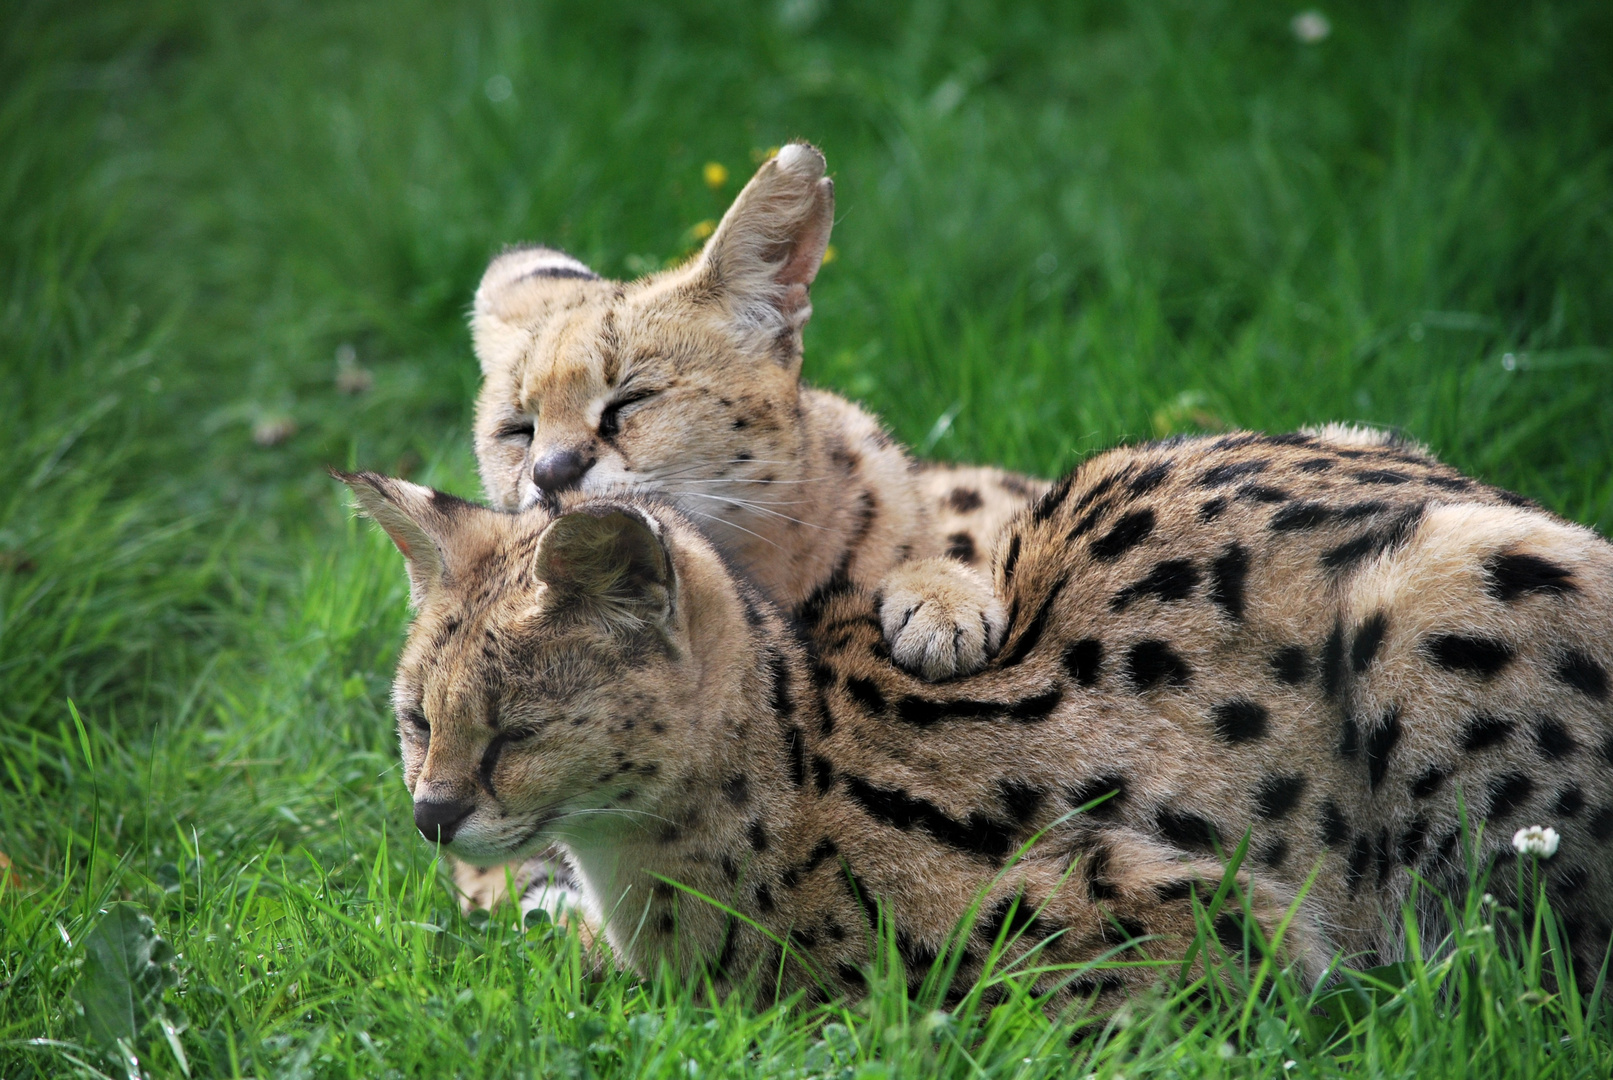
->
3, 0, 1612, 1076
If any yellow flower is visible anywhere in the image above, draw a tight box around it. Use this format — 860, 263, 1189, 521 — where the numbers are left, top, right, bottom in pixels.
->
703, 162, 729, 189
689, 219, 716, 241
821, 244, 837, 265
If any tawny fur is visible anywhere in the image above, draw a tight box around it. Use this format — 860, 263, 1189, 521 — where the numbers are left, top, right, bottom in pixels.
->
469, 143, 1043, 676
342, 429, 1613, 1009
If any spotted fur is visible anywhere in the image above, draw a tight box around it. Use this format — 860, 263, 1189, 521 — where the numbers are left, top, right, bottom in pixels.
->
343, 429, 1613, 1006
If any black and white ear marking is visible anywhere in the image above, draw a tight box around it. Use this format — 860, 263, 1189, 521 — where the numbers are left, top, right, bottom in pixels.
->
533, 505, 675, 629
335, 469, 465, 606
686, 142, 835, 360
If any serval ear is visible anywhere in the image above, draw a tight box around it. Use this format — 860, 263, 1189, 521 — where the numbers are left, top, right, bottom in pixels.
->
335, 470, 475, 606
533, 504, 675, 632
683, 142, 834, 363
471, 244, 605, 376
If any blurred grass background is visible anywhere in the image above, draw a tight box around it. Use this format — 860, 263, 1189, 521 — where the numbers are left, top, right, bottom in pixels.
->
3, 1, 1612, 1076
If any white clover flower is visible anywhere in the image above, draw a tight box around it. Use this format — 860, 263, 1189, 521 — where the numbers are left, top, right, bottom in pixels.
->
1291, 11, 1332, 43
1512, 825, 1560, 859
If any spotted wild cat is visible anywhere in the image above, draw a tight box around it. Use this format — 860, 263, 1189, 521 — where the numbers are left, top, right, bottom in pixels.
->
340, 428, 1613, 1006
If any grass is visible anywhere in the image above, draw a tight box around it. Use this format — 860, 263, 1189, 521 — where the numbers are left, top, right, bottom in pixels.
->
3, 0, 1613, 1075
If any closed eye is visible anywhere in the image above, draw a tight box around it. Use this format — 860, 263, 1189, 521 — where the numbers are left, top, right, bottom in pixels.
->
403, 707, 430, 736
598, 388, 661, 440
496, 417, 535, 442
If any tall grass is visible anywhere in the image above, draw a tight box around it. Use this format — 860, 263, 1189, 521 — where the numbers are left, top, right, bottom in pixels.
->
3, 0, 1611, 1075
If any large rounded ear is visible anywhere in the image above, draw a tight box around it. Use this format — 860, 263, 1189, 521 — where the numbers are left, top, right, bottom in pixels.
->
471, 244, 604, 376
334, 470, 470, 606
533, 506, 674, 630
683, 142, 834, 362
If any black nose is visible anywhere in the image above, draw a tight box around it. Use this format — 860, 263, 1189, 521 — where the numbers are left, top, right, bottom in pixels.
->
413, 798, 475, 844
531, 447, 593, 493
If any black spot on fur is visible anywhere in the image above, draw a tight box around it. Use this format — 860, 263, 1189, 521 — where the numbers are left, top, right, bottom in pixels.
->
1424, 474, 1472, 491
844, 676, 886, 715
945, 532, 977, 562
1001, 533, 1022, 582
997, 574, 1069, 666
1254, 775, 1307, 819
1208, 543, 1249, 620
1238, 484, 1290, 503
754, 883, 775, 913
1321, 620, 1346, 699
811, 755, 835, 794
1535, 717, 1578, 760
1424, 635, 1515, 678
1032, 474, 1077, 523
1486, 773, 1534, 820
767, 651, 793, 717
1111, 558, 1200, 611
1591, 807, 1613, 843
1374, 827, 1394, 885
1067, 774, 1128, 819
1155, 879, 1200, 903
1319, 800, 1350, 846
1156, 808, 1219, 852
747, 820, 768, 852
1211, 698, 1270, 743
1351, 612, 1389, 672
895, 688, 1057, 727
1296, 457, 1334, 472
997, 780, 1045, 825
1338, 716, 1361, 758
980, 892, 1050, 942
1082, 844, 1119, 901
1398, 818, 1427, 864
1258, 838, 1290, 867
1271, 502, 1333, 531
1198, 460, 1270, 487
1485, 553, 1576, 602
1063, 638, 1103, 686
1270, 645, 1310, 684
1346, 835, 1372, 893
1215, 912, 1248, 957
1551, 865, 1589, 900
1351, 469, 1410, 485
1125, 640, 1192, 690
843, 775, 1014, 859
1091, 509, 1155, 561
1411, 766, 1447, 799
1321, 505, 1425, 573
1198, 497, 1228, 521
1129, 461, 1173, 495
1555, 651, 1609, 700
1007, 687, 1064, 722
1462, 714, 1516, 752
723, 774, 750, 806
1067, 498, 1114, 541
947, 487, 984, 513
783, 726, 806, 787
1366, 707, 1402, 791
1555, 786, 1585, 818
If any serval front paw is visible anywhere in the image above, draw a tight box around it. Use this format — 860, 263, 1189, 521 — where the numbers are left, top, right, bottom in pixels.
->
877, 557, 1007, 681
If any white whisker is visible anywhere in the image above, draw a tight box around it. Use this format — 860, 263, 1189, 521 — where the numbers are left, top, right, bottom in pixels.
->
667, 490, 830, 530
